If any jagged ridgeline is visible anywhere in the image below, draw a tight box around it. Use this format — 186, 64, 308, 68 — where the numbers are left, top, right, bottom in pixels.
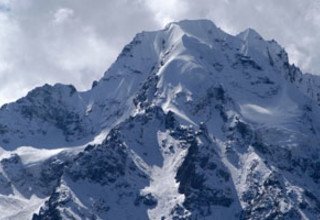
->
0, 19, 320, 220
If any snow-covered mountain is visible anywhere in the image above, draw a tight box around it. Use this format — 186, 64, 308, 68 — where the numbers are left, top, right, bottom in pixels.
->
1, 19, 320, 219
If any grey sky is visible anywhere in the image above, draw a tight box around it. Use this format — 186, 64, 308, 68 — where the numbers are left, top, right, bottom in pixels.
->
0, 0, 319, 105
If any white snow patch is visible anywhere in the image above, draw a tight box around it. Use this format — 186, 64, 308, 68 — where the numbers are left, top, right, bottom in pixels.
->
141, 131, 190, 219
241, 104, 272, 115
0, 195, 45, 220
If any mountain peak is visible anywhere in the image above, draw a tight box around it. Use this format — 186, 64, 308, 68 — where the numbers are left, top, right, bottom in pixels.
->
166, 19, 218, 30
164, 19, 227, 43
238, 27, 264, 41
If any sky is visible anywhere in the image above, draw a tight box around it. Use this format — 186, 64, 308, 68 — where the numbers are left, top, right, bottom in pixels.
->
0, 0, 319, 105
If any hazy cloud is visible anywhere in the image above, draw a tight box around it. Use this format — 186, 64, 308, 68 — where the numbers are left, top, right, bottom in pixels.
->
0, 0, 319, 105
53, 8, 74, 24
0, 0, 157, 105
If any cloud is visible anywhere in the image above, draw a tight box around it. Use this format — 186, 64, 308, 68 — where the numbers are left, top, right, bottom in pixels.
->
143, 0, 189, 26
0, 0, 158, 105
0, 0, 319, 105
53, 8, 74, 24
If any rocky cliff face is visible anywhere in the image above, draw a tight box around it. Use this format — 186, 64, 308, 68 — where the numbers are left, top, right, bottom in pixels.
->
1, 19, 320, 219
